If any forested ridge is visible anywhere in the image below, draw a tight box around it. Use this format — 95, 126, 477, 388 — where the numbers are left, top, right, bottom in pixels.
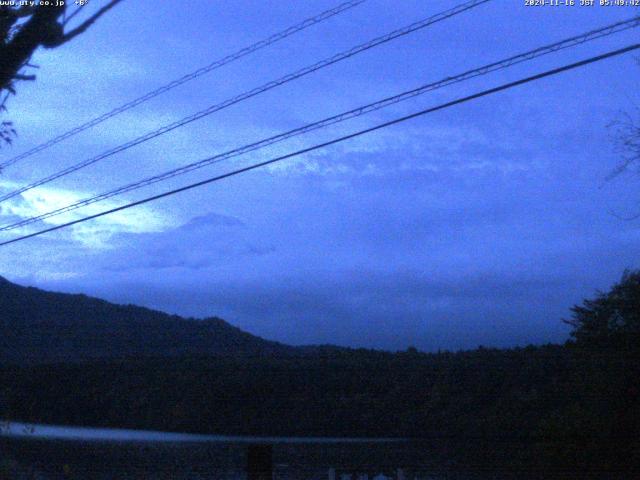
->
0, 275, 295, 361
0, 272, 638, 474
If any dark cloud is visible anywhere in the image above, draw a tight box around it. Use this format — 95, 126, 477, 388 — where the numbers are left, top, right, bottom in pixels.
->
59, 267, 572, 351
179, 212, 245, 230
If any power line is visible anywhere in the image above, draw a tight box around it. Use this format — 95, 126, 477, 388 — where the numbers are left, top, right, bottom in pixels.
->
0, 0, 368, 170
1, 43, 636, 248
0, 0, 491, 204
1, 16, 637, 232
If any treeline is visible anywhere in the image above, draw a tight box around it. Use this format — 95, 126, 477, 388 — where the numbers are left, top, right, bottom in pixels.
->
0, 271, 639, 474
0, 345, 575, 438
0, 344, 637, 470
0, 275, 295, 362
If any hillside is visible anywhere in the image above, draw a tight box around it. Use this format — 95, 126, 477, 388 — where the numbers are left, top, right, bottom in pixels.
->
0, 273, 638, 475
0, 276, 295, 362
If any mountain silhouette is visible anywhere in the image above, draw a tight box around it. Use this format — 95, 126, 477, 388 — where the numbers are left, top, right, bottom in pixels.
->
0, 276, 295, 363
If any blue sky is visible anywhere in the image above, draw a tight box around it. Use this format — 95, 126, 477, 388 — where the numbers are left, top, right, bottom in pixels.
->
0, 0, 639, 351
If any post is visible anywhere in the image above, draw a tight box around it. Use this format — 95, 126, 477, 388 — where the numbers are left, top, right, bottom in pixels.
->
247, 444, 273, 480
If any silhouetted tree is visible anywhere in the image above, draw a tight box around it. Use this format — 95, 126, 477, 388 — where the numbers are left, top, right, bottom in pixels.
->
564, 269, 640, 350
0, 1, 122, 145
610, 107, 640, 181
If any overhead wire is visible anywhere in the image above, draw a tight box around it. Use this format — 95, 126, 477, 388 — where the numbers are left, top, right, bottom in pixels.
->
0, 0, 369, 170
1, 43, 637, 247
0, 0, 491, 204
1, 15, 637, 232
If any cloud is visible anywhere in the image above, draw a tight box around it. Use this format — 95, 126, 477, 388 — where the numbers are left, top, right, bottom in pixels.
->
256, 116, 540, 180
0, 179, 173, 248
2, 0, 638, 351
180, 212, 244, 229
63, 266, 572, 351
99, 210, 274, 271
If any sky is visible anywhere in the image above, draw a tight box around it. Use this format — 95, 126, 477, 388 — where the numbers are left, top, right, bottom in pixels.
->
0, 0, 638, 351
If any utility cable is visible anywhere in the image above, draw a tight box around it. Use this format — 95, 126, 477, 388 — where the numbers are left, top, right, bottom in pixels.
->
0, 0, 369, 170
1, 16, 637, 232
0, 0, 491, 203
1, 43, 636, 247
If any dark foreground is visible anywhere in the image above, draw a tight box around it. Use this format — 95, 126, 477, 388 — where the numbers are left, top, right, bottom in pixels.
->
0, 437, 445, 480
1, 436, 637, 480
1, 346, 639, 479
1, 272, 639, 478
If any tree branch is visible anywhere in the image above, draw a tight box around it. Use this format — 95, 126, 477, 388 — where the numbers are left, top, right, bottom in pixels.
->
47, 0, 123, 48
62, 5, 84, 27
13, 73, 35, 81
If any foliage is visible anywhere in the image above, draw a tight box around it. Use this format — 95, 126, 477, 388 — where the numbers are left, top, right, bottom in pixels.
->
609, 104, 640, 181
0, 276, 294, 362
0, 273, 638, 474
0, 120, 15, 148
564, 269, 640, 350
0, 2, 122, 147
